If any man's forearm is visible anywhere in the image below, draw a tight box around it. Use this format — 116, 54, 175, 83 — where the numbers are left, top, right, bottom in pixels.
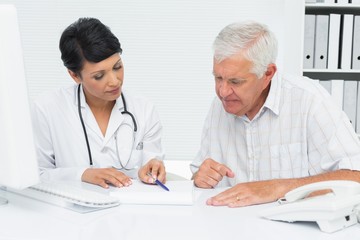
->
279, 169, 360, 197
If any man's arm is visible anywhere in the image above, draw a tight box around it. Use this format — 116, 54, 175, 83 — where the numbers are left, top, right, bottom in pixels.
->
206, 169, 360, 207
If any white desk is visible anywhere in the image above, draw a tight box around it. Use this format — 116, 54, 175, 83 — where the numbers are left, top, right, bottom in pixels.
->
0, 184, 359, 240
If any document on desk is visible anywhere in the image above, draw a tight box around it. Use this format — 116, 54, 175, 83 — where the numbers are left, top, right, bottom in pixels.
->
109, 180, 194, 205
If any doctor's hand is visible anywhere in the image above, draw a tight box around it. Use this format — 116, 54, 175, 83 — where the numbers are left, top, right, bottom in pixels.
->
138, 159, 166, 184
81, 167, 132, 189
193, 158, 234, 188
206, 179, 288, 208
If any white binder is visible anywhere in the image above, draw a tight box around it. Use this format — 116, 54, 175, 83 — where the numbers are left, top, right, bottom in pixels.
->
319, 80, 331, 94
356, 82, 360, 133
343, 81, 358, 129
328, 14, 341, 70
303, 15, 316, 69
330, 79, 344, 108
314, 15, 329, 69
340, 14, 354, 70
352, 16, 360, 69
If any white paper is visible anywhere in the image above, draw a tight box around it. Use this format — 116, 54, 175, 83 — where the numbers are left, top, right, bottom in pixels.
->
110, 180, 194, 205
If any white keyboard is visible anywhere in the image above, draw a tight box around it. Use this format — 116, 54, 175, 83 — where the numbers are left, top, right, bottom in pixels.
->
8, 181, 120, 212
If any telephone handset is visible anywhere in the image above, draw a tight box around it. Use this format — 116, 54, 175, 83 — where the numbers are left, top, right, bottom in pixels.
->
260, 180, 360, 233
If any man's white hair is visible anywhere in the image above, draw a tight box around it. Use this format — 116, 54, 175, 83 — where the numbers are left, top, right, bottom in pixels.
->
213, 21, 278, 78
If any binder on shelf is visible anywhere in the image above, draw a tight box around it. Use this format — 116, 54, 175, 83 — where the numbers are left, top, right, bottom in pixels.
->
303, 15, 316, 69
330, 79, 344, 108
327, 14, 341, 70
312, 79, 320, 84
340, 14, 354, 70
316, 0, 335, 3
343, 81, 358, 129
319, 80, 332, 94
356, 83, 360, 133
352, 16, 360, 70
314, 15, 329, 69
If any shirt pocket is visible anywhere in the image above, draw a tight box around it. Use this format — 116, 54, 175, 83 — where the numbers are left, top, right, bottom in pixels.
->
270, 143, 307, 178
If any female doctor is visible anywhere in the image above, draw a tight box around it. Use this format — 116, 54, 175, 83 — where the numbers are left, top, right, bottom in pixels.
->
31, 17, 166, 189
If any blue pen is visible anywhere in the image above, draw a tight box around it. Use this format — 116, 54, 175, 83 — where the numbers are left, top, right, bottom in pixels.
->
147, 173, 170, 191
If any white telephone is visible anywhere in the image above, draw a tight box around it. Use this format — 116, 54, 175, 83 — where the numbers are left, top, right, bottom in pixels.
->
260, 180, 360, 233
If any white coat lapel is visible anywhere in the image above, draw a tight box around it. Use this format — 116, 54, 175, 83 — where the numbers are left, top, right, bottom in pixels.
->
102, 97, 125, 147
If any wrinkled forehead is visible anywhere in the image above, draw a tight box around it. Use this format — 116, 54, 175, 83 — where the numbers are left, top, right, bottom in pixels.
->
213, 54, 253, 76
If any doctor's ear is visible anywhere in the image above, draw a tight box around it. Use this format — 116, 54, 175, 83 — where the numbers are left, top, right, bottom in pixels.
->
68, 70, 82, 84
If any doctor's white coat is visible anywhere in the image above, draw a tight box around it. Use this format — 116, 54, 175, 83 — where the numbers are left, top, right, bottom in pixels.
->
31, 84, 165, 181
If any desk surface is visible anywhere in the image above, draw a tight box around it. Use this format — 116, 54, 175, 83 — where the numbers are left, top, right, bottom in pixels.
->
0, 183, 359, 240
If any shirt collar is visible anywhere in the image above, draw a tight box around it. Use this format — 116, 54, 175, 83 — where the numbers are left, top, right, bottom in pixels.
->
238, 72, 282, 122
74, 84, 86, 108
262, 71, 281, 116
115, 92, 125, 111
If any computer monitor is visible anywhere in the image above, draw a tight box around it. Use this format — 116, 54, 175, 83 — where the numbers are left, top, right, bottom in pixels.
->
0, 5, 40, 205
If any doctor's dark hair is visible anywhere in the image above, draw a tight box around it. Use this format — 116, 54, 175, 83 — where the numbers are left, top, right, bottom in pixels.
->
59, 17, 122, 75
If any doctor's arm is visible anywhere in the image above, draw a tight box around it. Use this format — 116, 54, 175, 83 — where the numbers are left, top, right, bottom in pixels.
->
81, 168, 132, 188
137, 102, 166, 184
31, 101, 87, 182
32, 101, 132, 188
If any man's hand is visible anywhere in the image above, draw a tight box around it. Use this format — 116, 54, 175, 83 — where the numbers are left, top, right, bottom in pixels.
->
82, 167, 132, 189
206, 179, 287, 207
193, 158, 235, 188
138, 159, 166, 184
206, 169, 360, 208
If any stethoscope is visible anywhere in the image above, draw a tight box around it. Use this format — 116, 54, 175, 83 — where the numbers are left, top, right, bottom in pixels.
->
77, 84, 138, 169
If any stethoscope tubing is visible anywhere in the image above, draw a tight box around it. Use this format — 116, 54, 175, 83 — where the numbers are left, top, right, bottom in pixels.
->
77, 84, 137, 167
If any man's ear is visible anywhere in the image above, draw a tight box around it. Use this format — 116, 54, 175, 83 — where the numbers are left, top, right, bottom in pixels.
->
68, 70, 81, 84
263, 63, 277, 87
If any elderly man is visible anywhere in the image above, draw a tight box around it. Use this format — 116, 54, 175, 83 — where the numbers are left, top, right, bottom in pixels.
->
191, 21, 360, 207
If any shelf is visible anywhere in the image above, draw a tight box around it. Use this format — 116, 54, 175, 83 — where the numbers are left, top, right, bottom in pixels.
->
303, 3, 360, 80
303, 69, 360, 80
304, 69, 360, 73
305, 3, 360, 14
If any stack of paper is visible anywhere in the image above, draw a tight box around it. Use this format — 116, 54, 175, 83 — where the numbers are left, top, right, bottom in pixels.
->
110, 180, 194, 205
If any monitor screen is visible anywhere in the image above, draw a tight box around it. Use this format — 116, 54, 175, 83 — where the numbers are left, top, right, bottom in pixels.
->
0, 5, 39, 196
